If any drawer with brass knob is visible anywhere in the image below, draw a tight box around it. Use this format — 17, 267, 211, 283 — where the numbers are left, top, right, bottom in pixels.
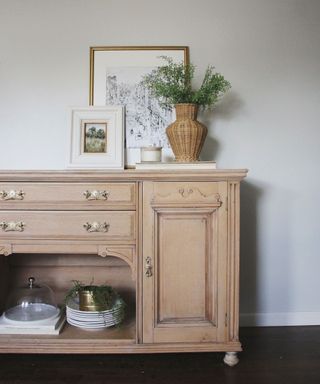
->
0, 211, 136, 241
0, 183, 136, 210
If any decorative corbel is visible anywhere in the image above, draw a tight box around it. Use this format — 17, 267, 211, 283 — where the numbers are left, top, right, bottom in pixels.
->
0, 244, 12, 256
98, 246, 136, 280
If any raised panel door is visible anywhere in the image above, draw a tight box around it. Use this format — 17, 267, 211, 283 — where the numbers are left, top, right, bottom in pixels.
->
143, 181, 228, 343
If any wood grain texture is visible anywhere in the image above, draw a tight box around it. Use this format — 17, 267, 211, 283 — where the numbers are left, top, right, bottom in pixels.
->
0, 170, 247, 354
0, 170, 248, 182
0, 211, 136, 241
0, 182, 136, 210
143, 181, 229, 344
227, 182, 241, 342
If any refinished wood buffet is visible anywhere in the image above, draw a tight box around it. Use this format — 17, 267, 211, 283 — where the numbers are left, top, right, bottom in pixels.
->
0, 169, 247, 366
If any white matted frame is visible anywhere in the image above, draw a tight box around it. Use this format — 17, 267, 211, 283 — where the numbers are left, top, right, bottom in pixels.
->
89, 46, 189, 166
68, 106, 124, 169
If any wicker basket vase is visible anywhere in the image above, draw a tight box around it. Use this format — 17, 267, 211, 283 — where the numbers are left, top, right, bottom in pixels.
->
166, 104, 207, 162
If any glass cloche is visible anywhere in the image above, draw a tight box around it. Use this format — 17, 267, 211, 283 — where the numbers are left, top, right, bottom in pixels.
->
3, 277, 59, 323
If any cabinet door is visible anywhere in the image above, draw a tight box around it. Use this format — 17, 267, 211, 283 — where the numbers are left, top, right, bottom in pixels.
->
143, 181, 228, 344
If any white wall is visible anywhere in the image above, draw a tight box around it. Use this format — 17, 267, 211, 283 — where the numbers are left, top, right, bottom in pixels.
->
1, 0, 320, 326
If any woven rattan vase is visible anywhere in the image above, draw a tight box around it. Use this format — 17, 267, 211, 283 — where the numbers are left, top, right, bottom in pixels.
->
166, 104, 207, 162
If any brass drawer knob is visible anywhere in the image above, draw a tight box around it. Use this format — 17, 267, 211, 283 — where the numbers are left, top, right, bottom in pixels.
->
83, 190, 109, 201
83, 222, 110, 233
0, 190, 25, 201
145, 256, 152, 277
0, 221, 25, 232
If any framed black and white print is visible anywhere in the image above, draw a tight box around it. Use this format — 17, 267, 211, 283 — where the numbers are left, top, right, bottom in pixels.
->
68, 106, 124, 169
89, 46, 189, 165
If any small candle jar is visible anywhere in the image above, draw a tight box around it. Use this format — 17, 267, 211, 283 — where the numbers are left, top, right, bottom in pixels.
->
140, 146, 162, 162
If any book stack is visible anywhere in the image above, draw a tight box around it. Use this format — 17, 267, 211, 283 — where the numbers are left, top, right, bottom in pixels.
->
0, 310, 66, 335
135, 161, 217, 170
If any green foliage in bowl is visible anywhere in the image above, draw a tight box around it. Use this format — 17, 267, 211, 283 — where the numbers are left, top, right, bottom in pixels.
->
142, 56, 231, 109
64, 280, 125, 324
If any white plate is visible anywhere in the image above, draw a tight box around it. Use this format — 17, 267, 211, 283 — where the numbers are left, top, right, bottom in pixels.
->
66, 312, 118, 323
67, 315, 119, 324
67, 317, 117, 326
65, 295, 124, 330
66, 308, 121, 319
66, 311, 120, 323
67, 318, 117, 329
66, 297, 123, 314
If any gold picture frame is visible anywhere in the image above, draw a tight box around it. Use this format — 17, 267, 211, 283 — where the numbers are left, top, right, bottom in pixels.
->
89, 46, 189, 166
89, 46, 189, 105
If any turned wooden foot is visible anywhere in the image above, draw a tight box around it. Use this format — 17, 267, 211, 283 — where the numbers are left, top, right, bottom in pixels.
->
223, 352, 239, 366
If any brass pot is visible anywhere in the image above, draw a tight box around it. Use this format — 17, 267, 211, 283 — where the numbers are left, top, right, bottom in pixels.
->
79, 288, 106, 312
166, 103, 207, 162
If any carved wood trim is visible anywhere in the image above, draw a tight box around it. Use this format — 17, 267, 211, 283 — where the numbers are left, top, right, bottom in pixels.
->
227, 182, 240, 342
98, 245, 136, 280
152, 187, 222, 206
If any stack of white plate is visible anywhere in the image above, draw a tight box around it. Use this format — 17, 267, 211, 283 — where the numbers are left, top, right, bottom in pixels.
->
66, 297, 124, 330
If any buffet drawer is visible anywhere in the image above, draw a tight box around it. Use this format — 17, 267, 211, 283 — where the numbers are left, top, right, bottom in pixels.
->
0, 211, 136, 241
0, 183, 136, 210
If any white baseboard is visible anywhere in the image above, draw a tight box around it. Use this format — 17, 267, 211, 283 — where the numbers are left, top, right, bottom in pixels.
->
240, 312, 320, 327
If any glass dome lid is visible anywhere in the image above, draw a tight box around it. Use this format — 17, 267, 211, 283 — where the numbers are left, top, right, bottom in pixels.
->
4, 277, 59, 323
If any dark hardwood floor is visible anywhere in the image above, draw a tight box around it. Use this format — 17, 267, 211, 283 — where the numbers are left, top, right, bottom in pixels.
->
0, 326, 319, 384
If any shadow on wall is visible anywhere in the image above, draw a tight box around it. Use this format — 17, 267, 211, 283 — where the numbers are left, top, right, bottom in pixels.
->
201, 136, 220, 161
240, 181, 263, 325
199, 90, 245, 161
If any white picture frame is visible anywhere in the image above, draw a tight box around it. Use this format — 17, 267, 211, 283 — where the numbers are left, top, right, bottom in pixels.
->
67, 106, 124, 169
89, 46, 189, 166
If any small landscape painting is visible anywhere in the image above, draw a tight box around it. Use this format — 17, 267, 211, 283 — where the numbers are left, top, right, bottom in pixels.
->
83, 122, 107, 153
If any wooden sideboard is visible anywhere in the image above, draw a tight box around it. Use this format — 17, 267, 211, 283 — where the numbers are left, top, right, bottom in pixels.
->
0, 169, 247, 366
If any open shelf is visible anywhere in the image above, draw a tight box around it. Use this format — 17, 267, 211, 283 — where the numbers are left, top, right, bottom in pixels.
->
0, 316, 136, 353
0, 253, 138, 352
